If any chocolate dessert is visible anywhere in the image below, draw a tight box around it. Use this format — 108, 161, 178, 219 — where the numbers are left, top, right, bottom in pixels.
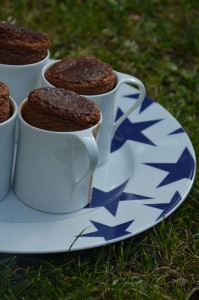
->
0, 22, 51, 65
45, 57, 116, 95
0, 82, 11, 123
22, 87, 100, 131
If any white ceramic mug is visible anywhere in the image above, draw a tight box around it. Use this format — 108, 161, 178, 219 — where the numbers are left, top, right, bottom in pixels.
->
0, 50, 50, 106
41, 62, 146, 165
84, 71, 146, 165
0, 96, 17, 201
13, 99, 101, 213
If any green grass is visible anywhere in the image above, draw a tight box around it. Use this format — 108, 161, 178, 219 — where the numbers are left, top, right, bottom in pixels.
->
0, 0, 199, 299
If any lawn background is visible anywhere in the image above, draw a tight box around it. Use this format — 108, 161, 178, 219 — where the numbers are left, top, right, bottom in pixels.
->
0, 1, 198, 299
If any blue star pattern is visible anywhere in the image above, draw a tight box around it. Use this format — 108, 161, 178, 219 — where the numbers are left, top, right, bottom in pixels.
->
120, 193, 153, 201
80, 220, 134, 241
143, 147, 195, 187
86, 180, 129, 216
111, 108, 163, 152
0, 83, 195, 253
88, 181, 153, 216
66, 92, 195, 250
168, 128, 185, 135
123, 94, 154, 113
144, 191, 182, 220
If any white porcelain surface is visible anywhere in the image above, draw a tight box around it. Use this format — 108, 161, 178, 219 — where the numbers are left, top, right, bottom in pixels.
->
0, 50, 50, 106
13, 100, 101, 213
0, 83, 196, 253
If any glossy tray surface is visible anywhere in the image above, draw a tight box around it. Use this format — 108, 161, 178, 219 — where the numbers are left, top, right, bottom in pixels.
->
0, 84, 196, 253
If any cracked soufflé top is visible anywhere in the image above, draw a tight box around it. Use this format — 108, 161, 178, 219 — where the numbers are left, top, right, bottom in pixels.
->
22, 87, 101, 131
45, 57, 116, 95
0, 82, 11, 123
0, 22, 51, 64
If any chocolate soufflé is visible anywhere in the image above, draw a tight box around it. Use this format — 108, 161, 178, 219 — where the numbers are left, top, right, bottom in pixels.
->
45, 57, 116, 95
0, 22, 51, 65
0, 82, 11, 123
22, 87, 100, 131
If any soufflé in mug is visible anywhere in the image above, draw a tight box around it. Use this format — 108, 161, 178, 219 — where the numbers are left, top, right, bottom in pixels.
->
22, 87, 100, 131
0, 82, 11, 123
0, 22, 51, 65
44, 57, 116, 95
13, 87, 101, 213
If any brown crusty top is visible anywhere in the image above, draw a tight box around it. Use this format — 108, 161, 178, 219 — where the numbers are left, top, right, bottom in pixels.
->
0, 22, 51, 64
22, 87, 100, 131
45, 57, 116, 95
0, 82, 11, 123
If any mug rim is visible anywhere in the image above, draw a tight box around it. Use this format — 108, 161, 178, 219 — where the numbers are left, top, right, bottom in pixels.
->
41, 60, 120, 97
18, 98, 102, 135
0, 96, 18, 128
0, 49, 50, 68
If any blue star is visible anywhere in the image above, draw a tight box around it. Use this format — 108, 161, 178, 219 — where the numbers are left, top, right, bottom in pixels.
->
120, 193, 154, 201
80, 220, 134, 241
87, 180, 153, 216
143, 147, 195, 187
111, 108, 163, 152
144, 191, 182, 220
123, 94, 154, 113
87, 180, 128, 216
168, 127, 185, 135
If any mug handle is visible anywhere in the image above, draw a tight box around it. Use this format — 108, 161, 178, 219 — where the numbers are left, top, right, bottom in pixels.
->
112, 71, 146, 136
73, 131, 99, 185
